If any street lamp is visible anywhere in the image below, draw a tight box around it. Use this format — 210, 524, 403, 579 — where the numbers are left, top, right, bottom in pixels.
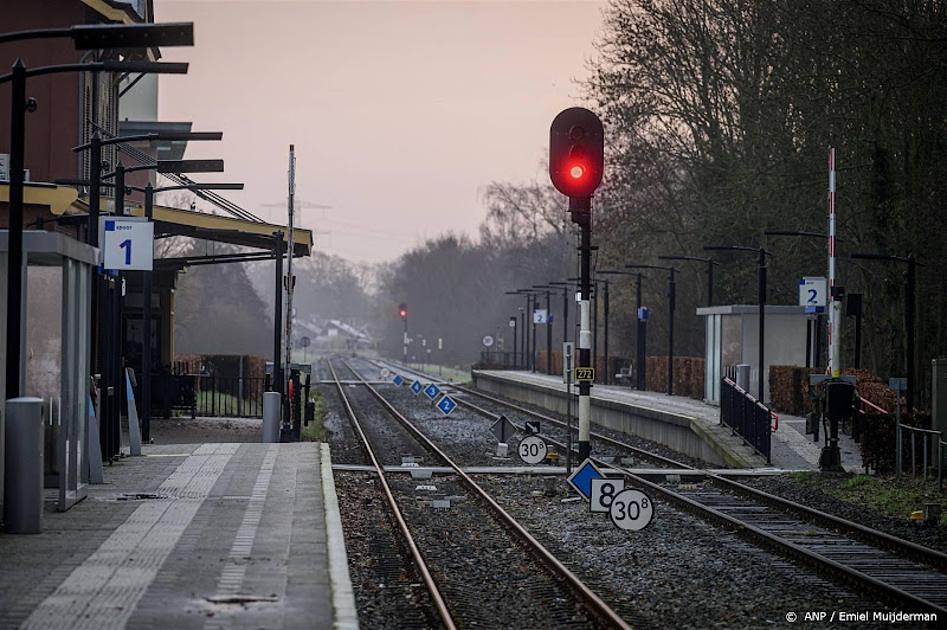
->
0, 22, 194, 47
657, 255, 719, 307
548, 281, 574, 348
533, 285, 559, 376
511, 288, 542, 371
626, 264, 678, 395
704, 246, 771, 402
2, 58, 189, 399
124, 181, 243, 443
850, 252, 920, 413
597, 269, 649, 389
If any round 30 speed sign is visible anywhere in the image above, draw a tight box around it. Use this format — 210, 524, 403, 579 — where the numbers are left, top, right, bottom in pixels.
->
608, 489, 654, 531
517, 435, 548, 464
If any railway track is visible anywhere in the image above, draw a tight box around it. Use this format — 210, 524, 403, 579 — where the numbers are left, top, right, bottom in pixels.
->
369, 358, 947, 617
326, 358, 634, 630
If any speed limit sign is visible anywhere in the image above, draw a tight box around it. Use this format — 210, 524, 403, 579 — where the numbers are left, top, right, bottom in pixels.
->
517, 435, 548, 464
608, 489, 654, 531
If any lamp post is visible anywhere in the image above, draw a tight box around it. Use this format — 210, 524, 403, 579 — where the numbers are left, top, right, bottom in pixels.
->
515, 289, 542, 371
598, 270, 648, 388
533, 285, 558, 375
850, 252, 920, 413
657, 255, 719, 307
505, 290, 532, 369
2, 55, 189, 399
626, 264, 678, 395
126, 180, 242, 443
704, 246, 771, 401
549, 281, 572, 346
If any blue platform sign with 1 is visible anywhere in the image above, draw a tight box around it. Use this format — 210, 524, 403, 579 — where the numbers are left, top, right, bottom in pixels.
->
100, 218, 153, 271
410, 380, 423, 395
393, 374, 404, 386
436, 395, 457, 416
424, 383, 440, 400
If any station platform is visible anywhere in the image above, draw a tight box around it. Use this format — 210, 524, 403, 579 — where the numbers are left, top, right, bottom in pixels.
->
0, 442, 357, 630
471, 370, 864, 472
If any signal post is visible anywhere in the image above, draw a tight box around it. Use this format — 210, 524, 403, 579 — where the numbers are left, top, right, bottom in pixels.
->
549, 108, 604, 461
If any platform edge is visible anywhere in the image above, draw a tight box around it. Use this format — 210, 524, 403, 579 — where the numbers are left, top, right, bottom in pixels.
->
320, 442, 360, 630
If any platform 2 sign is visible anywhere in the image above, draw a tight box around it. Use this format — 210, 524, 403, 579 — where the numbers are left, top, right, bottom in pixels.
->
573, 367, 595, 382
436, 395, 457, 416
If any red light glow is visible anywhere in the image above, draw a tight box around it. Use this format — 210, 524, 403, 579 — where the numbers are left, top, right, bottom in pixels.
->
569, 164, 585, 179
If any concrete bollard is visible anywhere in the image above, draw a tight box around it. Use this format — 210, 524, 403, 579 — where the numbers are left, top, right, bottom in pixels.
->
262, 392, 282, 443
4, 397, 44, 534
735, 364, 751, 393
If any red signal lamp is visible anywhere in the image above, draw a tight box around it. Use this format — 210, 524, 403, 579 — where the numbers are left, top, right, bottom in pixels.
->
569, 163, 586, 180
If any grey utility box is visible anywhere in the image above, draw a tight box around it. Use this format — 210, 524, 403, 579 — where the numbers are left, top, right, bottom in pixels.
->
934, 358, 947, 436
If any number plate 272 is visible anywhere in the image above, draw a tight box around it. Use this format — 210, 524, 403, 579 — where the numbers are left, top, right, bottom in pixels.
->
573, 367, 595, 382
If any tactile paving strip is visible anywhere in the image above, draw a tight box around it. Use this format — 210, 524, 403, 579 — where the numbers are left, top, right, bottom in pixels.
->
22, 443, 239, 630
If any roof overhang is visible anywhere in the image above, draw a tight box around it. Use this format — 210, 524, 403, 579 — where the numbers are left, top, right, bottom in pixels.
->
0, 182, 79, 214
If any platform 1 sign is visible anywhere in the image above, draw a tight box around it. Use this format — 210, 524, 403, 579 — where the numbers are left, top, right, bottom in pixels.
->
101, 218, 153, 271
566, 458, 603, 501
436, 395, 457, 416
410, 380, 423, 395
424, 383, 440, 400
517, 435, 547, 464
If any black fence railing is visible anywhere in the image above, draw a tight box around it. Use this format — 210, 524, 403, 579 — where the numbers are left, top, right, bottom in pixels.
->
720, 377, 773, 463
151, 372, 266, 419
478, 351, 524, 370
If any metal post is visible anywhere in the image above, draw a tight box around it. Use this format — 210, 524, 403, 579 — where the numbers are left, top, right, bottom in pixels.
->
5, 60, 27, 399
896, 391, 902, 480
574, 197, 592, 461
284, 145, 296, 433
402, 315, 408, 365
805, 319, 813, 369
511, 316, 518, 369
706, 259, 715, 307
141, 185, 153, 443
545, 290, 552, 375
667, 269, 676, 396
531, 295, 537, 373
758, 248, 767, 402
906, 256, 916, 414
562, 286, 569, 346
827, 146, 842, 379
911, 431, 916, 478
923, 433, 928, 481
272, 232, 283, 395
603, 279, 610, 385
519, 308, 525, 369
592, 280, 598, 379
635, 273, 646, 390
3, 397, 43, 534
815, 313, 823, 368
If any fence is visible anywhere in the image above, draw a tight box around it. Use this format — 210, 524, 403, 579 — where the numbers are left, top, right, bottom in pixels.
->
897, 423, 945, 490
151, 372, 266, 418
720, 377, 774, 463
478, 351, 522, 369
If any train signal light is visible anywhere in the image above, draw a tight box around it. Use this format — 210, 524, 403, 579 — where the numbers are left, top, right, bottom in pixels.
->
549, 107, 604, 200
398, 303, 408, 319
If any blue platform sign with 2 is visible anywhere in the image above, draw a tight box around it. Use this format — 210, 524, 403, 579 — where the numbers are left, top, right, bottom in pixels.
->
436, 396, 457, 416
410, 380, 423, 395
424, 383, 440, 399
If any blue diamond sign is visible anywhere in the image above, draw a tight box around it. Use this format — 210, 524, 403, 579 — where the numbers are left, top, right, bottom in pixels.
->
424, 383, 440, 400
393, 374, 404, 386
410, 380, 423, 395
566, 458, 604, 501
436, 395, 457, 416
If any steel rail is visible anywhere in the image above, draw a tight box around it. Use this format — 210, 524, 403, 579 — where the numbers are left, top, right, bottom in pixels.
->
342, 358, 634, 630
325, 360, 457, 630
370, 358, 947, 612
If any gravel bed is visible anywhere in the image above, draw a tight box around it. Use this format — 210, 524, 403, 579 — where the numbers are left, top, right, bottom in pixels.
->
454, 387, 711, 469
739, 475, 947, 554
476, 474, 905, 630
321, 383, 368, 465
334, 472, 438, 629
389, 474, 608, 629
337, 383, 435, 466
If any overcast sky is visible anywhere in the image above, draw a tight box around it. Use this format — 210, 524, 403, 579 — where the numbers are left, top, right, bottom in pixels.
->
155, 0, 606, 263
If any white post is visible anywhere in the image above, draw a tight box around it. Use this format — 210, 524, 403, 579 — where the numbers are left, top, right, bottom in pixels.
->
827, 146, 841, 377
578, 298, 591, 451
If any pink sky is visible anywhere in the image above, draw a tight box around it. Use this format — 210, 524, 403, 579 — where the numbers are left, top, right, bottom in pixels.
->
155, 1, 605, 262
